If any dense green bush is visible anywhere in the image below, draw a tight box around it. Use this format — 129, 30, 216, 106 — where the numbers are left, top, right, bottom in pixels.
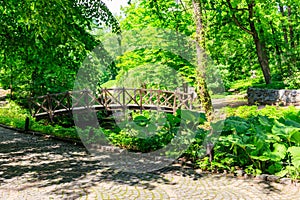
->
78, 110, 206, 153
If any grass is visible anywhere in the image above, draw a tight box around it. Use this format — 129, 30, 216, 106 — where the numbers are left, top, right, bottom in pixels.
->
228, 78, 289, 94
0, 101, 78, 140
220, 104, 300, 119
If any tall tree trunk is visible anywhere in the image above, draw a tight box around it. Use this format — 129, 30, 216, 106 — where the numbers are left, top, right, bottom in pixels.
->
248, 2, 271, 84
192, 0, 213, 121
226, 0, 272, 84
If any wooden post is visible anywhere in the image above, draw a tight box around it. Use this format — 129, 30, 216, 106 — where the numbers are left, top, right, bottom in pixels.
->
28, 97, 33, 117
84, 90, 89, 108
183, 82, 188, 93
139, 89, 143, 114
122, 87, 125, 112
47, 94, 53, 122
173, 90, 177, 115
24, 117, 30, 132
67, 91, 72, 117
206, 142, 214, 163
190, 93, 193, 110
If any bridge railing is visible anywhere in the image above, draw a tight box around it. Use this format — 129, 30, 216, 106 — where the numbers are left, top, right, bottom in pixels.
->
28, 88, 201, 120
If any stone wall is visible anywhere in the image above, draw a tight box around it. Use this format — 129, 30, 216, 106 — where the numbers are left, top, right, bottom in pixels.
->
247, 87, 300, 106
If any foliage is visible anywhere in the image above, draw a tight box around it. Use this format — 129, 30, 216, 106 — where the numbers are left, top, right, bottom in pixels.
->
114, 49, 196, 88
0, 101, 77, 139
284, 71, 300, 89
103, 0, 198, 90
228, 78, 264, 93
112, 63, 185, 90
79, 110, 206, 154
0, 0, 120, 100
195, 106, 300, 180
1, 100, 300, 179
225, 78, 293, 94
1, 0, 299, 101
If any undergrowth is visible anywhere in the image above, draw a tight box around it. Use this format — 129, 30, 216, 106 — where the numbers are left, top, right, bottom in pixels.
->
0, 101, 299, 180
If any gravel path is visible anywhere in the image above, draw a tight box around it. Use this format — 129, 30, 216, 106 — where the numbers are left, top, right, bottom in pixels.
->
0, 126, 300, 200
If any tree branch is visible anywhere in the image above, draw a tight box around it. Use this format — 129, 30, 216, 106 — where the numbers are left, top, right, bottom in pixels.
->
179, 0, 188, 13
226, 0, 253, 35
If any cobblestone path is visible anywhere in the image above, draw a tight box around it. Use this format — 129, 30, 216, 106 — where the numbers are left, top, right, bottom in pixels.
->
0, 127, 299, 200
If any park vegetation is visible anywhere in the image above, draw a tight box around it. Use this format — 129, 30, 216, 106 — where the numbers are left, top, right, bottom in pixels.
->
0, 0, 299, 180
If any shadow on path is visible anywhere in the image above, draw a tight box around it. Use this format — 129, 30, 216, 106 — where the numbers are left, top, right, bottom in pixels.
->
0, 127, 200, 199
1, 127, 297, 200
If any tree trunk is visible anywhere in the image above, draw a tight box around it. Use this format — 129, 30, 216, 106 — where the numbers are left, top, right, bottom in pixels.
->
226, 0, 272, 85
192, 0, 213, 121
248, 3, 271, 84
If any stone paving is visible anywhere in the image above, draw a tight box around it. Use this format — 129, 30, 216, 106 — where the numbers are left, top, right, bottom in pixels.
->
0, 126, 299, 200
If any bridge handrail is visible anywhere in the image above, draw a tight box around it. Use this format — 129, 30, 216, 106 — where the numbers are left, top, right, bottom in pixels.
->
28, 88, 201, 121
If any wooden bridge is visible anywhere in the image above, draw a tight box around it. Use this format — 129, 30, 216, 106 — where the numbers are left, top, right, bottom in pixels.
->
28, 88, 201, 120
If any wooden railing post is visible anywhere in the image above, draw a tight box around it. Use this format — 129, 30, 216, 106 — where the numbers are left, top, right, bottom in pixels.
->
190, 93, 193, 110
84, 90, 89, 108
66, 91, 72, 116
122, 87, 125, 112
173, 90, 177, 114
139, 89, 143, 114
157, 90, 161, 106
28, 97, 33, 117
47, 94, 53, 122
24, 117, 30, 132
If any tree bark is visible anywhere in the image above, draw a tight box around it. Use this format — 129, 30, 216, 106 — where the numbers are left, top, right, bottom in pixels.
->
226, 0, 272, 84
248, 3, 271, 84
192, 0, 213, 121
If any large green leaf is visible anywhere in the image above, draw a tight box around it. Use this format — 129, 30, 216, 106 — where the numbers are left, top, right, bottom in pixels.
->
290, 131, 300, 144
268, 143, 287, 161
272, 121, 300, 142
287, 147, 300, 168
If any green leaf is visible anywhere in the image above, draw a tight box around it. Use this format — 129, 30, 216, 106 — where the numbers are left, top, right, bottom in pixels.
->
133, 115, 149, 126
250, 155, 270, 161
287, 147, 300, 168
272, 121, 300, 141
268, 143, 287, 161
275, 168, 289, 177
290, 131, 300, 144
267, 163, 283, 174
285, 119, 300, 128
258, 116, 272, 128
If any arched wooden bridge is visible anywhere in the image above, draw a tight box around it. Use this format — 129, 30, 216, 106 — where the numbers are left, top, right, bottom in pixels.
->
28, 88, 202, 120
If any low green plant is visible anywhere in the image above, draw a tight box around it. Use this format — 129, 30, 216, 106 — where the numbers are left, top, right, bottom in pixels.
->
195, 106, 300, 180
0, 101, 77, 139
79, 110, 206, 153
228, 78, 263, 93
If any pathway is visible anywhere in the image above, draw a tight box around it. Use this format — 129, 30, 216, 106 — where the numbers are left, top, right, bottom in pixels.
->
0, 127, 299, 200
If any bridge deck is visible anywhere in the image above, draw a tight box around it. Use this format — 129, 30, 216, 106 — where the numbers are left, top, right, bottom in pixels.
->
34, 104, 177, 118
